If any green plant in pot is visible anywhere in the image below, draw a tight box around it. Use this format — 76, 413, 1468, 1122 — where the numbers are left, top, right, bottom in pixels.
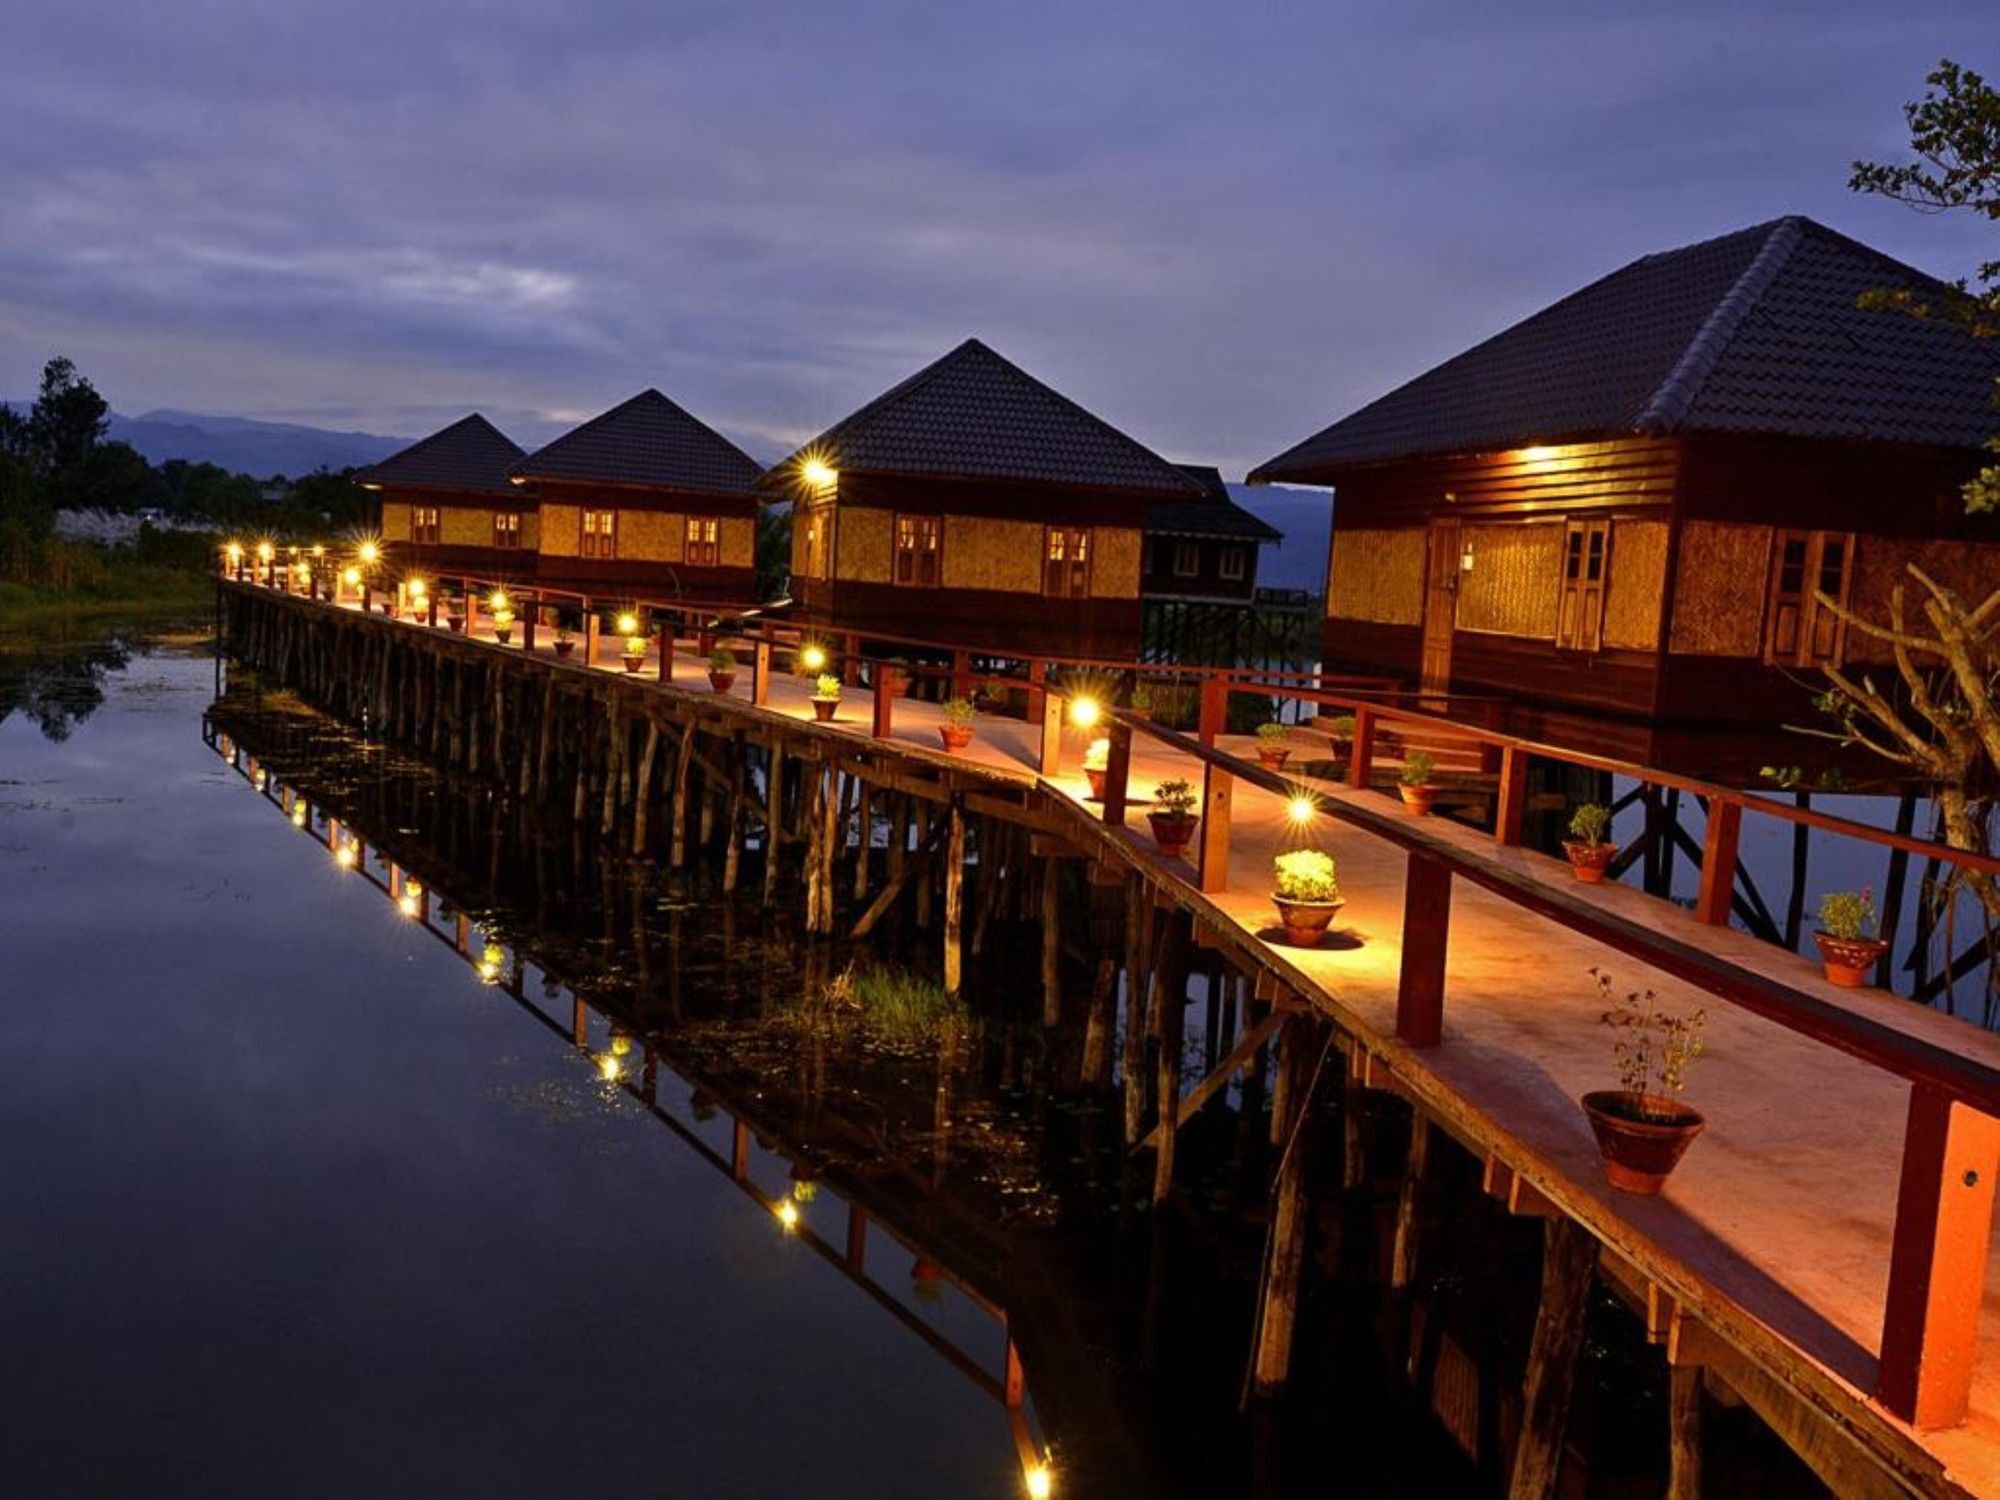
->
1147, 779, 1200, 861
1563, 802, 1617, 884
1398, 750, 1436, 814
1254, 721, 1291, 770
1813, 889, 1885, 987
553, 625, 575, 659
939, 697, 976, 752
1083, 736, 1110, 800
1581, 969, 1706, 1195
491, 605, 515, 645
1270, 848, 1342, 947
811, 673, 842, 722
621, 631, 649, 672
1322, 712, 1356, 753
708, 646, 737, 693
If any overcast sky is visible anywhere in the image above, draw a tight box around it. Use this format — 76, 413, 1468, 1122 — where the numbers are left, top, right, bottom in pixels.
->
1, 2, 1993, 473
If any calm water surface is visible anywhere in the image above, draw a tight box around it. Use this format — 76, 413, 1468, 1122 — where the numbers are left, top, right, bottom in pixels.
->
0, 629, 1027, 1498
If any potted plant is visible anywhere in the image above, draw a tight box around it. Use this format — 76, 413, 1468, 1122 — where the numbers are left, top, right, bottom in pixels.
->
1581, 969, 1706, 1195
1254, 721, 1292, 771
1322, 713, 1356, 756
444, 591, 464, 632
811, 673, 842, 722
1130, 684, 1155, 720
939, 697, 976, 752
1147, 779, 1201, 860
708, 646, 738, 693
1398, 750, 1436, 814
1083, 737, 1110, 800
1563, 803, 1617, 884
553, 625, 575, 660
1813, 889, 1886, 987
1270, 849, 1343, 947
621, 632, 648, 673
492, 606, 515, 645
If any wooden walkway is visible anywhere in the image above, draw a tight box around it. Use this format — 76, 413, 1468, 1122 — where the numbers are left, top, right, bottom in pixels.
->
231, 583, 2000, 1496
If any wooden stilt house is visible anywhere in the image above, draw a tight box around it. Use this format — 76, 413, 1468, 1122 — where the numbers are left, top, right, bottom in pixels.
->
359, 414, 528, 578
763, 338, 1201, 658
1140, 465, 1285, 663
509, 389, 764, 606
1251, 216, 2000, 747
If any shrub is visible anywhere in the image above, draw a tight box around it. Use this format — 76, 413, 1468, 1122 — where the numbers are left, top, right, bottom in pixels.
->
1152, 779, 1198, 816
1255, 721, 1289, 745
1400, 749, 1435, 787
1567, 803, 1612, 846
1083, 736, 1110, 771
1818, 889, 1878, 941
941, 697, 976, 727
1325, 713, 1357, 738
1273, 848, 1339, 904
708, 646, 737, 671
813, 673, 842, 701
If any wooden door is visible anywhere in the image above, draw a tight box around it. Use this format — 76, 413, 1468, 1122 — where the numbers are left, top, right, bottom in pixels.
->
1420, 518, 1460, 695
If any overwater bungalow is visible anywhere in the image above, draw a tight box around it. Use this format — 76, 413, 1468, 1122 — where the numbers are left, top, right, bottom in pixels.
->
359, 413, 529, 577
762, 338, 1203, 659
1139, 463, 1284, 663
508, 389, 764, 606
1251, 216, 2000, 746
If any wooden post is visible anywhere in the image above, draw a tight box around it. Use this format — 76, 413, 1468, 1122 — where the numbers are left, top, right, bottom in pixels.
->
1151, 910, 1192, 1206
1027, 657, 1048, 729
1348, 707, 1377, 790
1508, 1219, 1599, 1500
1197, 765, 1232, 893
1038, 683, 1064, 778
752, 639, 772, 706
659, 620, 674, 682
1103, 721, 1132, 828
668, 725, 696, 869
1198, 675, 1228, 747
1081, 957, 1117, 1086
950, 648, 971, 701
1495, 743, 1528, 847
942, 797, 965, 994
1390, 1113, 1429, 1291
763, 745, 785, 906
1253, 1016, 1316, 1396
570, 995, 589, 1047
1878, 1084, 2000, 1428
1667, 1363, 1703, 1500
1123, 882, 1153, 1147
872, 670, 894, 738
1396, 853, 1451, 1047
1040, 863, 1063, 1026
731, 1119, 749, 1181
585, 610, 601, 670
1694, 797, 1741, 926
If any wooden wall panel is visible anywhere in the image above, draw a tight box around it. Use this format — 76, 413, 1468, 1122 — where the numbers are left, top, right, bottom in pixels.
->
835, 506, 893, 583
619, 508, 681, 562
721, 516, 755, 569
942, 516, 1042, 593
1848, 536, 2000, 664
1668, 521, 1769, 657
1457, 521, 1560, 638
1602, 517, 1668, 651
520, 512, 542, 552
379, 501, 412, 541
1091, 526, 1142, 600
1324, 438, 1680, 526
1328, 526, 1425, 626
540, 503, 581, 558
439, 505, 494, 547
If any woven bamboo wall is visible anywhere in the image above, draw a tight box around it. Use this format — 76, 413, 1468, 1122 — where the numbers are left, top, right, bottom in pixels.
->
721, 516, 754, 569
520, 513, 542, 552
540, 503, 580, 558
1457, 522, 1560, 637
440, 506, 494, 547
1328, 526, 1425, 625
1091, 526, 1142, 600
379, 501, 411, 541
1850, 536, 2000, 664
941, 516, 1041, 593
619, 509, 679, 562
835, 505, 893, 582
1668, 521, 1769, 656
1602, 518, 1668, 650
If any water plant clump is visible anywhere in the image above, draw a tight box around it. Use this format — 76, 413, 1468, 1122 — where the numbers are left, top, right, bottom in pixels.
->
776, 963, 969, 1051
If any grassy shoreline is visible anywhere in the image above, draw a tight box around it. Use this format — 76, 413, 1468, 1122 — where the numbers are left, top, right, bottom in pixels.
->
0, 567, 214, 631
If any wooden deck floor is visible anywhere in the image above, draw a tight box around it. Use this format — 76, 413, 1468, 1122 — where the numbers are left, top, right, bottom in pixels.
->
322, 606, 2000, 1494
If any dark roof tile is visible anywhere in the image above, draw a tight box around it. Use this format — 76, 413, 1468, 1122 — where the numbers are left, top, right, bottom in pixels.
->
510, 389, 762, 494
1147, 465, 1282, 541
358, 414, 522, 494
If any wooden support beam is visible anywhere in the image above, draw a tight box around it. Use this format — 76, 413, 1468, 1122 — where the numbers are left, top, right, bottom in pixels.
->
1396, 852, 1452, 1048
1481, 1155, 1558, 1218
1123, 880, 1154, 1148
1390, 1113, 1430, 1292
1348, 706, 1376, 790
1151, 910, 1193, 1206
1878, 1084, 2000, 1429
1102, 721, 1132, 828
762, 744, 785, 906
752, 640, 772, 706
1197, 763, 1233, 894
849, 817, 948, 939
1495, 743, 1529, 847
1139, 1006, 1284, 1149
942, 797, 965, 994
1507, 1219, 1598, 1500
1694, 797, 1741, 926
871, 670, 894, 739
1040, 862, 1063, 1026
1038, 676, 1063, 777
1252, 1015, 1317, 1396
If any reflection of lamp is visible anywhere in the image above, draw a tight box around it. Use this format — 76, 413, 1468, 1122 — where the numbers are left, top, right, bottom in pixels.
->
596, 1053, 622, 1082
335, 842, 357, 869
1025, 1463, 1054, 1499
776, 1200, 800, 1232
399, 881, 422, 919
478, 944, 503, 984
290, 802, 308, 827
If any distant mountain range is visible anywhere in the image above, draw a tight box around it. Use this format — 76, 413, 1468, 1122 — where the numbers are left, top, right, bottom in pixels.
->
0, 401, 414, 478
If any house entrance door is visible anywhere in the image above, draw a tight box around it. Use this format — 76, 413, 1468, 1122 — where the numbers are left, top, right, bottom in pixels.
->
1419, 518, 1460, 697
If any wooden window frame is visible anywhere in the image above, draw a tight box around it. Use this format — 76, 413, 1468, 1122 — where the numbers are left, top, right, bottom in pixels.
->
892, 514, 942, 588
1044, 526, 1091, 600
581, 508, 617, 561
684, 515, 720, 569
1218, 546, 1247, 583
1172, 540, 1201, 579
492, 511, 521, 550
1763, 528, 1854, 667
1555, 518, 1610, 652
413, 506, 440, 546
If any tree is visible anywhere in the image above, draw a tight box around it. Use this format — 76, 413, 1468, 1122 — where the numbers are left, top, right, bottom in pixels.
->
27, 356, 109, 477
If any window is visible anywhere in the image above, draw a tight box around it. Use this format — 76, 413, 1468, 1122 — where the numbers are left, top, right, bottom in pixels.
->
581, 508, 617, 560
685, 516, 720, 568
1172, 541, 1200, 578
1556, 519, 1609, 651
1764, 530, 1853, 665
493, 511, 521, 549
1218, 546, 1247, 582
1044, 527, 1090, 599
893, 514, 941, 586
412, 506, 440, 545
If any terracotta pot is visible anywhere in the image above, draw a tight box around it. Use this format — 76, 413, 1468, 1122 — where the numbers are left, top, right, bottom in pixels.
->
494, 627, 513, 645
1399, 783, 1435, 815
1581, 1091, 1705, 1195
709, 671, 736, 693
553, 640, 575, 659
1085, 767, 1106, 800
1813, 931, 1888, 987
1257, 748, 1291, 771
447, 616, 464, 633
939, 723, 973, 752
1148, 811, 1199, 860
813, 698, 838, 722
1564, 840, 1618, 884
622, 653, 645, 673
1271, 894, 1344, 947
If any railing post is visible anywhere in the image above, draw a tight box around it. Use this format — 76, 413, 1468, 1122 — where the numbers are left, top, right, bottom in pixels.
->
1197, 764, 1233, 893
753, 639, 773, 706
1348, 707, 1377, 790
1495, 744, 1529, 847
522, 595, 536, 653
1694, 798, 1742, 926
1102, 722, 1132, 828
1039, 683, 1064, 777
425, 591, 438, 628
951, 649, 971, 702
842, 632, 860, 687
585, 609, 601, 669
1396, 853, 1451, 1047
1028, 658, 1048, 728
872, 669, 894, 739
659, 620, 674, 682
1879, 1085, 2000, 1429
1198, 675, 1228, 748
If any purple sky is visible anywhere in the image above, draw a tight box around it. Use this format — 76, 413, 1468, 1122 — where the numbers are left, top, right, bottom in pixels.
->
1, 2, 1993, 473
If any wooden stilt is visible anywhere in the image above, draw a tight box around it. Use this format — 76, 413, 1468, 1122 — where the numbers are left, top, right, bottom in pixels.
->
1151, 910, 1192, 1206
763, 744, 785, 906
669, 723, 696, 869
1123, 881, 1154, 1147
1252, 1016, 1317, 1396
1041, 862, 1063, 1026
1390, 1113, 1430, 1292
1667, 1362, 1703, 1500
943, 797, 965, 993
1507, 1218, 1599, 1500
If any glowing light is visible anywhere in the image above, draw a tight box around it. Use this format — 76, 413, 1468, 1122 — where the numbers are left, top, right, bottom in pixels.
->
1287, 794, 1318, 827
290, 802, 308, 827
477, 945, 503, 984
1068, 695, 1101, 730
256, 541, 274, 562
310, 544, 325, 559
488, 589, 510, 613
798, 644, 827, 673
1520, 445, 1558, 464
399, 881, 423, 919
596, 1053, 623, 1083
616, 612, 639, 637
357, 540, 380, 565
407, 577, 427, 599
776, 1200, 800, 1232
335, 842, 358, 869
254, 770, 267, 790
1025, 1463, 1054, 1498
802, 458, 837, 489
224, 542, 244, 563
342, 566, 361, 587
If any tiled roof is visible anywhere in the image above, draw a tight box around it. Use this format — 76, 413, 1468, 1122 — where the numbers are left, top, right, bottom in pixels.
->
763, 338, 1200, 496
1252, 216, 2000, 480
510, 389, 763, 495
358, 414, 523, 494
1147, 465, 1282, 541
